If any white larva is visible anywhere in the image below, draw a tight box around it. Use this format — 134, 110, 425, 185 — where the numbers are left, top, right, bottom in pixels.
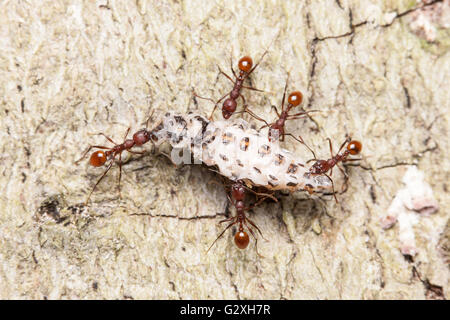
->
150, 112, 332, 194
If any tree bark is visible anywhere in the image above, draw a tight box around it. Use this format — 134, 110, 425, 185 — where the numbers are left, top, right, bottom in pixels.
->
0, 0, 448, 299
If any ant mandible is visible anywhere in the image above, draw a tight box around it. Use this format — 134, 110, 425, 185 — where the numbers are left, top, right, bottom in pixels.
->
244, 76, 318, 158
194, 50, 269, 120
305, 137, 362, 202
75, 117, 154, 204
208, 180, 275, 254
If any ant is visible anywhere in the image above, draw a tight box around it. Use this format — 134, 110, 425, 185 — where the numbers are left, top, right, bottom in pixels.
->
75, 117, 155, 204
194, 50, 269, 120
305, 137, 362, 202
244, 76, 318, 158
207, 179, 276, 254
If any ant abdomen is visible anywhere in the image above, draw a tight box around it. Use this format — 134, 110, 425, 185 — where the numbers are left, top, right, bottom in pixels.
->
347, 140, 362, 155
90, 150, 107, 167
287, 91, 302, 106
223, 98, 237, 114
234, 230, 249, 249
238, 56, 253, 72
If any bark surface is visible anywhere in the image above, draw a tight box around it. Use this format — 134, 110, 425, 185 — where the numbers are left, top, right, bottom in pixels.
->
0, 0, 448, 299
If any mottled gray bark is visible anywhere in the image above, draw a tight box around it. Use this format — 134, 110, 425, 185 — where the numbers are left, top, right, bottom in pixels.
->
0, 0, 448, 299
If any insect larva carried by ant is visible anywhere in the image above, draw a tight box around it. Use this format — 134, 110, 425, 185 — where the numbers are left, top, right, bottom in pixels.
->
77, 112, 335, 204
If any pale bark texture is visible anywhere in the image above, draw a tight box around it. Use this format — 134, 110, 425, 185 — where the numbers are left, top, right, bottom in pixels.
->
0, 0, 448, 299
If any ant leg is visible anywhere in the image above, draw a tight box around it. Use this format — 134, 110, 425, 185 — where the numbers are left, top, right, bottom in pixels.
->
239, 93, 247, 108
206, 178, 223, 189
242, 107, 270, 127
193, 89, 229, 119
128, 150, 146, 155
280, 73, 289, 113
209, 93, 229, 120
156, 150, 177, 167
75, 145, 109, 164
244, 110, 273, 129
344, 158, 363, 162
337, 137, 351, 155
229, 55, 237, 79
85, 158, 115, 204
192, 90, 216, 104
208, 105, 218, 120
244, 187, 278, 203
144, 109, 155, 129
250, 30, 280, 76
336, 163, 348, 178
247, 47, 270, 76
243, 220, 264, 258
284, 133, 316, 159
123, 127, 130, 140
207, 167, 224, 176
286, 115, 312, 121
245, 216, 265, 240
326, 138, 335, 176
98, 133, 117, 145
306, 156, 318, 163
271, 105, 281, 118
245, 198, 266, 211
336, 164, 350, 193
207, 220, 238, 253
225, 192, 234, 206
117, 152, 123, 199
285, 116, 307, 122
244, 195, 275, 214
240, 85, 266, 93
287, 109, 320, 118
219, 216, 236, 224
324, 173, 338, 203
217, 66, 235, 84
287, 107, 320, 124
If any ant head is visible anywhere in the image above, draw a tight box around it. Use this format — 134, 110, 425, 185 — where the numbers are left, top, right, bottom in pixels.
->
234, 230, 249, 249
347, 140, 362, 155
231, 183, 245, 201
222, 109, 233, 119
238, 56, 253, 72
133, 129, 150, 146
89, 150, 107, 167
288, 91, 303, 107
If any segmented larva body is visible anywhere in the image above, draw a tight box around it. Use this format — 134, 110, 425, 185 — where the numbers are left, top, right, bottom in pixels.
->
150, 112, 332, 194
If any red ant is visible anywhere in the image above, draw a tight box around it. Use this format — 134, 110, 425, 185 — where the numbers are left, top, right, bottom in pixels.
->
75, 117, 155, 204
244, 77, 318, 157
305, 137, 362, 202
194, 51, 268, 120
207, 180, 275, 254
